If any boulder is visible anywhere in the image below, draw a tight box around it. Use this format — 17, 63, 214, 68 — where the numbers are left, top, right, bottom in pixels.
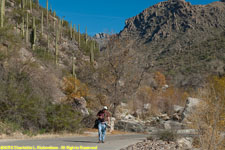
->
124, 114, 136, 120
173, 105, 184, 113
159, 113, 170, 121
115, 120, 155, 133
177, 137, 193, 149
163, 120, 185, 130
72, 97, 89, 116
143, 103, 151, 111
177, 129, 197, 134
172, 113, 181, 121
110, 117, 116, 132
115, 120, 145, 132
181, 97, 201, 122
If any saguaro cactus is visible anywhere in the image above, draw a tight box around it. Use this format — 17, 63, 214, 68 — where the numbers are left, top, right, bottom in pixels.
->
34, 0, 39, 8
55, 29, 59, 65
61, 18, 64, 26
16, 23, 19, 33
53, 10, 56, 31
78, 24, 80, 46
47, 33, 49, 51
72, 54, 76, 78
41, 11, 43, 35
90, 41, 94, 64
29, 0, 32, 12
31, 17, 36, 50
58, 18, 61, 40
85, 26, 88, 44
1, 0, 5, 27
21, 0, 25, 9
21, 17, 25, 37
70, 22, 72, 40
25, 13, 29, 43
46, 0, 48, 27
73, 24, 76, 41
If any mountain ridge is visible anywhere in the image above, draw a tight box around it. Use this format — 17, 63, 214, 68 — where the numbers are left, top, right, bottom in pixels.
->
104, 0, 225, 88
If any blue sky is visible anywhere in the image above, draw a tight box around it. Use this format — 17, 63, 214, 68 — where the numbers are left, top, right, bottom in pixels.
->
39, 0, 218, 36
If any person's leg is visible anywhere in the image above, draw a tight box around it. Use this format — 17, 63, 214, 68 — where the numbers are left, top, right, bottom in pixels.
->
98, 123, 102, 142
102, 123, 106, 142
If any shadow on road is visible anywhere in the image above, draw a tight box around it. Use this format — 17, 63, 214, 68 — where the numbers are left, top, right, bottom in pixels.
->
63, 140, 99, 144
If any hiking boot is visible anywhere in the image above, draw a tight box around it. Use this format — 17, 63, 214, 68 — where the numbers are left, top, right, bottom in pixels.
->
102, 141, 105, 143
98, 141, 101, 143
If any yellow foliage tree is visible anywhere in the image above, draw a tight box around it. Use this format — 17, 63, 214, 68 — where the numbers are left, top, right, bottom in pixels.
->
189, 76, 225, 150
62, 76, 88, 102
154, 71, 166, 88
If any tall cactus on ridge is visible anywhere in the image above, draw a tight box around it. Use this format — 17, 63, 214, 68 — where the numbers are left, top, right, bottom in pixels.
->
72, 54, 76, 78
70, 22, 72, 40
21, 0, 25, 9
78, 24, 80, 46
55, 28, 59, 65
46, 0, 48, 27
25, 13, 29, 43
16, 23, 19, 33
58, 18, 61, 40
61, 18, 64, 26
31, 17, 36, 50
34, 0, 39, 8
1, 0, 5, 28
21, 17, 25, 37
90, 41, 94, 64
47, 33, 49, 52
41, 11, 43, 36
53, 10, 56, 32
73, 24, 76, 41
85, 26, 88, 44
29, 0, 32, 12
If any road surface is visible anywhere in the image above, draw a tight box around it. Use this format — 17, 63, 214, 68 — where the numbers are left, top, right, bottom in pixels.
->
0, 134, 148, 150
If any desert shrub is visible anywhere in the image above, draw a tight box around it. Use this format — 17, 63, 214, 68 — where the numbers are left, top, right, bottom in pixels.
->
147, 136, 154, 141
81, 113, 96, 128
135, 83, 188, 118
0, 67, 83, 135
154, 71, 166, 89
157, 130, 177, 142
62, 76, 89, 101
0, 50, 7, 61
34, 47, 55, 63
46, 104, 83, 133
189, 76, 225, 149
0, 26, 20, 43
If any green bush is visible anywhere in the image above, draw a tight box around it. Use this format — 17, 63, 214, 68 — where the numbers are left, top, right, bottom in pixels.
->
34, 47, 55, 63
46, 104, 83, 133
0, 69, 83, 135
157, 130, 177, 142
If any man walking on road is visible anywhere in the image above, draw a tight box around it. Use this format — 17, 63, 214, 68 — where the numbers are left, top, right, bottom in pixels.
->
97, 106, 111, 143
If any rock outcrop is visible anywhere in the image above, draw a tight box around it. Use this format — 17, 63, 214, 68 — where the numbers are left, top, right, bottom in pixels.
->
106, 0, 225, 88
120, 139, 195, 150
181, 97, 201, 122
71, 97, 89, 116
93, 33, 110, 50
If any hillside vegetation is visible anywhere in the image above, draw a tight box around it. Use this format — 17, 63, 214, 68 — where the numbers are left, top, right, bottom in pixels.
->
0, 0, 100, 135
0, 0, 224, 142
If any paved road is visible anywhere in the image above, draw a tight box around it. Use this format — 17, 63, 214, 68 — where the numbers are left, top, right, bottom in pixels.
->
0, 134, 148, 150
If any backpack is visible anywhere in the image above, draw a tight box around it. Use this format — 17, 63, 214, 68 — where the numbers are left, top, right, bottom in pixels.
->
93, 119, 100, 129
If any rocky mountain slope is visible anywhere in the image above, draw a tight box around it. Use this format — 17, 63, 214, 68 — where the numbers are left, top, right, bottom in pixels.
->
0, 0, 224, 138
0, 0, 100, 134
105, 0, 225, 88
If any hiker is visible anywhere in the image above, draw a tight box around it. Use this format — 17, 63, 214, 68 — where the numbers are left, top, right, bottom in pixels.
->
97, 106, 111, 143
